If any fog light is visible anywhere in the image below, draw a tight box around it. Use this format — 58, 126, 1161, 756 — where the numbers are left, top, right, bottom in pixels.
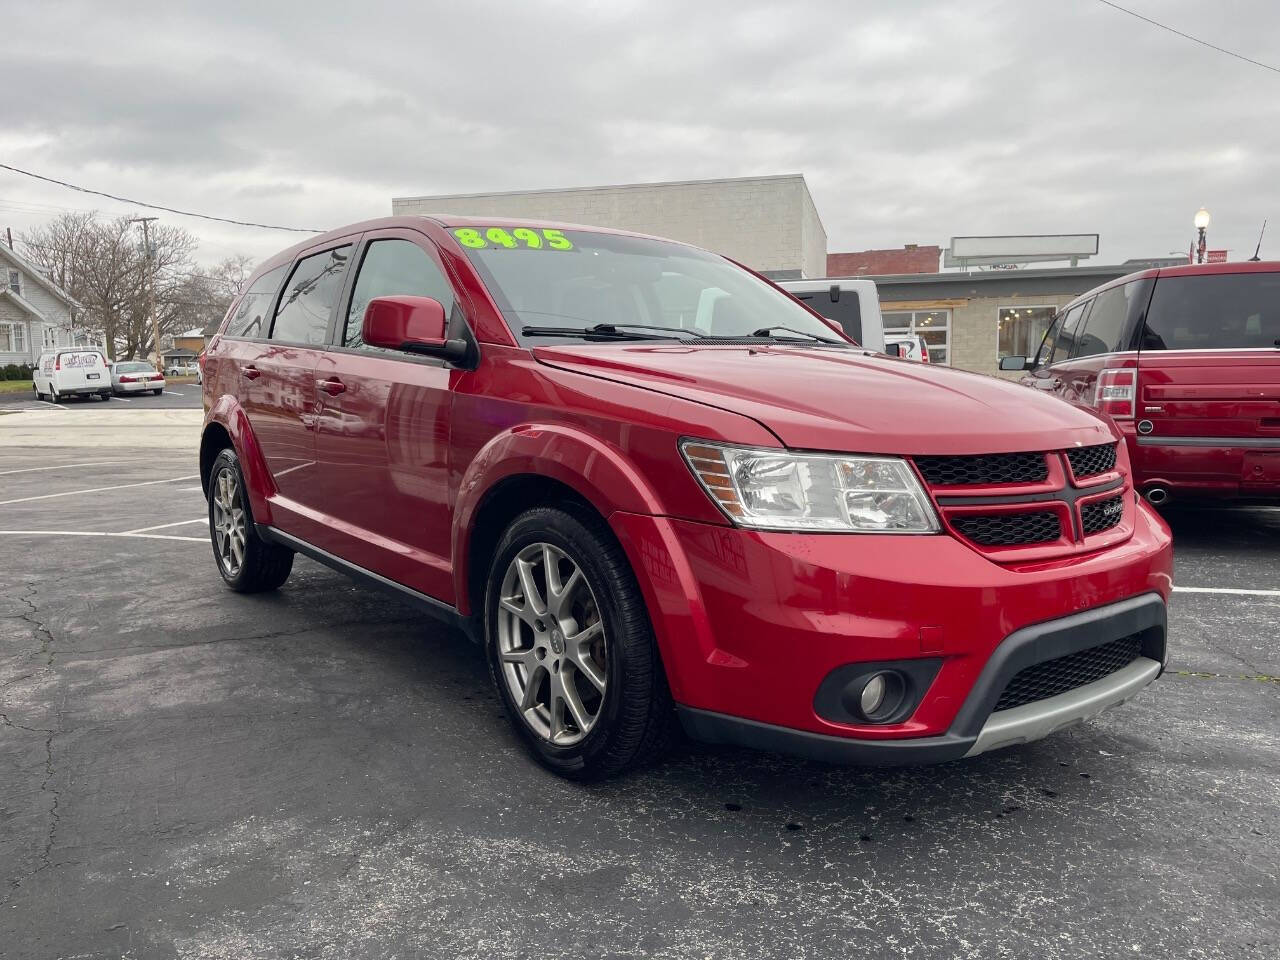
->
860, 673, 887, 715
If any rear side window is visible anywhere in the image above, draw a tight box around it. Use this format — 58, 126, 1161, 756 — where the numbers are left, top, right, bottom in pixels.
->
225, 265, 286, 339
1073, 280, 1145, 358
1143, 273, 1280, 350
344, 239, 456, 349
271, 247, 352, 345
1048, 301, 1089, 364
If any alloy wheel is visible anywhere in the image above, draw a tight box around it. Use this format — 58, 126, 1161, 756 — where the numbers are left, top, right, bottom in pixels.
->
497, 542, 609, 746
211, 467, 247, 578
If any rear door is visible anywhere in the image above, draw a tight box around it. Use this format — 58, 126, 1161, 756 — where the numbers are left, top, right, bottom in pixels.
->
1136, 269, 1280, 493
310, 229, 466, 601
239, 243, 354, 528
56, 349, 107, 392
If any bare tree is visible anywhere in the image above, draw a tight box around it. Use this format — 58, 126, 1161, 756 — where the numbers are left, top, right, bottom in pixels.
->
19, 213, 248, 360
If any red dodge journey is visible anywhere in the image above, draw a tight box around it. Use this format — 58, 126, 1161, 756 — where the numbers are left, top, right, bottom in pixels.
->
200, 216, 1173, 778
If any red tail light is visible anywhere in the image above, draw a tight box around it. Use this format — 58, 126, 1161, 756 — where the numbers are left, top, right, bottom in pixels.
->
920, 342, 931, 363
55, 355, 61, 370
197, 351, 206, 372
1095, 368, 1136, 419
120, 376, 135, 383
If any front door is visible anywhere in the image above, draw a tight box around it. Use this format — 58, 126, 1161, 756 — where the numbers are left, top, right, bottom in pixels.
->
241, 243, 354, 533
311, 230, 467, 602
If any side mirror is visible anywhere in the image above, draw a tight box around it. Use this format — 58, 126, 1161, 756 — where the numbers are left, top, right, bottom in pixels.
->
885, 342, 903, 358
363, 296, 468, 362
999, 355, 1031, 371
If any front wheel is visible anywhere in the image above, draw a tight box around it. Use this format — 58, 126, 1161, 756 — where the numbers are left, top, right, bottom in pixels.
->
207, 447, 294, 592
485, 505, 674, 780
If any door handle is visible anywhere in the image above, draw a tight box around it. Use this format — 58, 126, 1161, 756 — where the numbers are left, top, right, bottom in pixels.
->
316, 377, 346, 396
242, 365, 261, 381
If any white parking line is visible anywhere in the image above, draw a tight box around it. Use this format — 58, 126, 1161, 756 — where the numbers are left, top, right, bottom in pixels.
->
0, 475, 200, 506
113, 396, 133, 402
165, 392, 184, 397
0, 530, 205, 543
0, 460, 134, 476
1173, 586, 1280, 598
121, 518, 207, 534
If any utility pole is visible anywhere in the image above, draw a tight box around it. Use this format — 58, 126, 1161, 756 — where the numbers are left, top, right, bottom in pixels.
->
129, 217, 161, 368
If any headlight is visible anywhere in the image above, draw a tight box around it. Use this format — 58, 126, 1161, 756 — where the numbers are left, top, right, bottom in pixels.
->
681, 441, 939, 533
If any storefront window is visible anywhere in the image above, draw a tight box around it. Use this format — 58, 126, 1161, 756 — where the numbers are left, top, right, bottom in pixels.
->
882, 309, 951, 364
997, 306, 1056, 361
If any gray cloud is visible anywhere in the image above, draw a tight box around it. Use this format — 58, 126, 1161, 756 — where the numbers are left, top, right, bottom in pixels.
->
0, 0, 1275, 266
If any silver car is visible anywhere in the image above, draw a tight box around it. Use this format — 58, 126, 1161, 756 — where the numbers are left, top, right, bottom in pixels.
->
110, 361, 166, 395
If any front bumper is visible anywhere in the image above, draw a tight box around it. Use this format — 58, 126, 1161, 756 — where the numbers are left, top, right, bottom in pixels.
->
611, 497, 1172, 763
677, 593, 1165, 764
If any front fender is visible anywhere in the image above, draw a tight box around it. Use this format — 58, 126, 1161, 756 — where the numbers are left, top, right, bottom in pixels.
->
203, 395, 277, 525
451, 423, 666, 613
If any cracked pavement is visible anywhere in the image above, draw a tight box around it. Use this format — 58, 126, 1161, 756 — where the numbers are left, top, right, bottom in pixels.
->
1, 446, 1278, 959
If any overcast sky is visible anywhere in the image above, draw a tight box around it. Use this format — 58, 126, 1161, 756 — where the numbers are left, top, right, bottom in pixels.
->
1, 0, 1276, 269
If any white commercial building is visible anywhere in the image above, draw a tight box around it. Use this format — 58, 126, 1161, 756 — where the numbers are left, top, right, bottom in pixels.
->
392, 174, 827, 279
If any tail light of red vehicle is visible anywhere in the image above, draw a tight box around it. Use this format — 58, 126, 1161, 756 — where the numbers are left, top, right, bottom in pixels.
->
1095, 368, 1136, 419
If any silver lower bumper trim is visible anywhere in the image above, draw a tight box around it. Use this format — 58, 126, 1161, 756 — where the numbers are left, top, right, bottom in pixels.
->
963, 657, 1161, 758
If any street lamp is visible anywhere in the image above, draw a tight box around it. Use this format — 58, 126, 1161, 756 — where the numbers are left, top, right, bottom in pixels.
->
1194, 207, 1211, 264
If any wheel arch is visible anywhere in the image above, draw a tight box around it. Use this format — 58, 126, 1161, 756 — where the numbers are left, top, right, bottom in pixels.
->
200, 396, 277, 523
453, 424, 664, 618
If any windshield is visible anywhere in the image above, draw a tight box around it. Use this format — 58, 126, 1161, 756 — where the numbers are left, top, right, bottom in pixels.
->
114, 362, 153, 373
454, 227, 849, 346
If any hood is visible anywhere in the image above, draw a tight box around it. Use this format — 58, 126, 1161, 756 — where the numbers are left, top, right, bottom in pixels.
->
532, 343, 1117, 455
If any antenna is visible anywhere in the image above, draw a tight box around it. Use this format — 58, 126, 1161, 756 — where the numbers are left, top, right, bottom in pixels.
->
1249, 219, 1267, 261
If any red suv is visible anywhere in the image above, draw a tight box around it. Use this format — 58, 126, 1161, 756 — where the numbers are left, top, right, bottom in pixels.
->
1002, 261, 1280, 504
201, 216, 1172, 779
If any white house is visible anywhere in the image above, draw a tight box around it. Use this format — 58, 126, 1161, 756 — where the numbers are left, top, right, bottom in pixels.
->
0, 243, 103, 367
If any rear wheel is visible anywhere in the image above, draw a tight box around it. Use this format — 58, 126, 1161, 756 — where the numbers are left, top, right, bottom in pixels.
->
485, 505, 674, 780
153, 389, 162, 396
49, 386, 60, 404
207, 447, 294, 592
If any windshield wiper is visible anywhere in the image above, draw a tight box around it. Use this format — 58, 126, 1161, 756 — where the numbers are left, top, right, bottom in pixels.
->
521, 322, 699, 341
749, 325, 841, 344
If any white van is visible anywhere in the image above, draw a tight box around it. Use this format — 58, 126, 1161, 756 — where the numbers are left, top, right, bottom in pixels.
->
778, 278, 885, 353
33, 348, 113, 402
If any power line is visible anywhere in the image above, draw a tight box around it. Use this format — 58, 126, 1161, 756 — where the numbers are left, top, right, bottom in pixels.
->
0, 162, 326, 233
1094, 0, 1280, 74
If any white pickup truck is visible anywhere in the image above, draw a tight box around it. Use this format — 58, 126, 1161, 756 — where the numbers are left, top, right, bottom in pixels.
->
778, 278, 885, 353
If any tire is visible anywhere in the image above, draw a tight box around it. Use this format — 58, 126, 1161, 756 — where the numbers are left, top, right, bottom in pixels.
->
33, 384, 41, 401
207, 447, 294, 593
49, 386, 60, 404
485, 505, 674, 780
154, 388, 163, 396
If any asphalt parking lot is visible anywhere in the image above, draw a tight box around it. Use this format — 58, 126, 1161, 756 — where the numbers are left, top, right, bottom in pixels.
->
2, 437, 1278, 958
0, 384, 203, 412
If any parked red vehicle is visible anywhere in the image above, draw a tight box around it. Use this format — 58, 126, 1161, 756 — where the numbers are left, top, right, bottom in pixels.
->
201, 216, 1172, 779
1002, 261, 1280, 503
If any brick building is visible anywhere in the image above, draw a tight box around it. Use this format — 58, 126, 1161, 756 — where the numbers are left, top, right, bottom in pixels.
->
392, 174, 827, 280
827, 245, 941, 277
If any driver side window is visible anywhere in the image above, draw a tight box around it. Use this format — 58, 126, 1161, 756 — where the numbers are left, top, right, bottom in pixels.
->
345, 239, 457, 350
